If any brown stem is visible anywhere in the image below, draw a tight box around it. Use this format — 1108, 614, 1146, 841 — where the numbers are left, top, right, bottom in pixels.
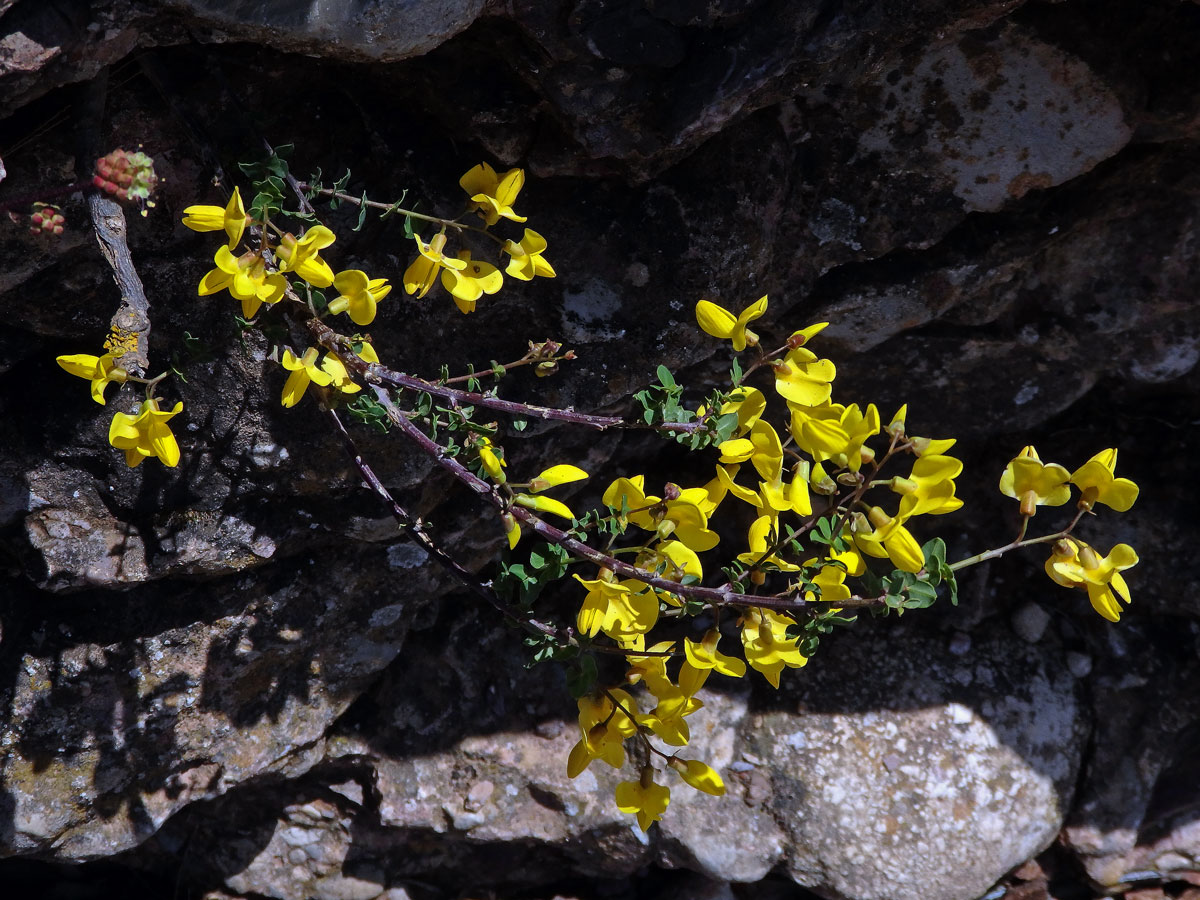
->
308, 318, 707, 435
371, 385, 883, 615
324, 405, 567, 642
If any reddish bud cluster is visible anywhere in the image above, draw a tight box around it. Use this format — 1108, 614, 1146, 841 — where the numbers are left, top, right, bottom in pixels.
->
29, 203, 65, 236
92, 149, 158, 202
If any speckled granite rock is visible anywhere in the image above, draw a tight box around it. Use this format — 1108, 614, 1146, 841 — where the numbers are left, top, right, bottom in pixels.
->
0, 0, 1198, 897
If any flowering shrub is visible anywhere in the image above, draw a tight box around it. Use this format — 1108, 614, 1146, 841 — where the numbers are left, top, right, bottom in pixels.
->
42, 148, 1139, 831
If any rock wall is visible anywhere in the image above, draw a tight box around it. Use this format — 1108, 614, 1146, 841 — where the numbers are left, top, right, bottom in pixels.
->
1, 1, 1198, 898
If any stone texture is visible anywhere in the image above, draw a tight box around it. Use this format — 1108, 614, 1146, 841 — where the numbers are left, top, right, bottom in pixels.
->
858, 25, 1132, 213
750, 626, 1087, 900
1062, 620, 1200, 891
131, 613, 1087, 900
0, 0, 1198, 897
0, 544, 423, 859
168, 0, 487, 62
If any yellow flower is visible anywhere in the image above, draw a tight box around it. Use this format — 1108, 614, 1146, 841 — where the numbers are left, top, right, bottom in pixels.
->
894, 454, 964, 518
56, 352, 128, 405
1045, 538, 1138, 622
108, 398, 183, 468
441, 251, 504, 313
513, 492, 575, 520
683, 630, 747, 678
574, 573, 658, 640
328, 269, 392, 326
503, 228, 556, 280
615, 768, 671, 832
280, 347, 334, 408
739, 607, 808, 688
275, 226, 336, 288
718, 420, 784, 482
527, 464, 588, 492
320, 354, 361, 394
567, 690, 639, 777
737, 514, 801, 573
603, 475, 719, 551
460, 162, 527, 226
476, 436, 506, 484
668, 757, 725, 796
1070, 448, 1138, 512
182, 187, 248, 248
853, 507, 925, 573
999, 445, 1071, 517
198, 246, 288, 318
774, 346, 836, 407
402, 232, 468, 299
695, 295, 768, 351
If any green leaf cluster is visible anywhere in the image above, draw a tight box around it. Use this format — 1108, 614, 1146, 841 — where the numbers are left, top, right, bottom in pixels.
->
862, 537, 958, 614
497, 541, 571, 608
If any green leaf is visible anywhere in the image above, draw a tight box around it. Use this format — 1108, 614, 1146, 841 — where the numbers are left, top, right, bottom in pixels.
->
656, 365, 676, 389
353, 191, 370, 231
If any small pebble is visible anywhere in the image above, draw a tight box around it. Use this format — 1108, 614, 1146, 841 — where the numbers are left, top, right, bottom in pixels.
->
1011, 603, 1050, 643
1066, 651, 1092, 678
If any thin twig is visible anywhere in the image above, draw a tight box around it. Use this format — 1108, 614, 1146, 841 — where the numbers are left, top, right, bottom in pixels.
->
309, 318, 707, 435
371, 385, 884, 615
324, 406, 566, 641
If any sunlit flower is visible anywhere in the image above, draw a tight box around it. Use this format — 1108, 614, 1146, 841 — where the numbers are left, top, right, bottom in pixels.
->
320, 354, 361, 394
999, 445, 1070, 517
695, 295, 768, 351
280, 347, 334, 408
275, 226, 336, 288
615, 768, 671, 832
108, 398, 183, 468
441, 250, 503, 313
1045, 537, 1139, 622
328, 269, 392, 326
503, 228, 556, 280
56, 352, 128, 405
402, 232, 468, 299
1070, 448, 1139, 512
460, 162, 527, 226
668, 757, 725, 796
198, 245, 288, 318
774, 345, 836, 407
894, 453, 964, 518
683, 630, 747, 678
853, 507, 924, 573
182, 186, 248, 248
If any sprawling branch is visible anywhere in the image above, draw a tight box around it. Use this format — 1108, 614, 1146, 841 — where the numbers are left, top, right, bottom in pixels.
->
368, 385, 885, 615
308, 318, 708, 435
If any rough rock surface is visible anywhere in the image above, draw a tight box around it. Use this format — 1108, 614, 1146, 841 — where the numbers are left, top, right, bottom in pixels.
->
132, 615, 1085, 900
1, 0, 1199, 897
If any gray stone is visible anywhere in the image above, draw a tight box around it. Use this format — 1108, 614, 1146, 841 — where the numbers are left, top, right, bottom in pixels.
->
751, 628, 1087, 900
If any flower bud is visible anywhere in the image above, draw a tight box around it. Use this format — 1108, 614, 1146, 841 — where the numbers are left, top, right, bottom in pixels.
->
662, 482, 682, 502
867, 506, 892, 529
749, 569, 766, 586
1019, 489, 1038, 519
535, 361, 559, 377
838, 471, 863, 487
1079, 544, 1101, 571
